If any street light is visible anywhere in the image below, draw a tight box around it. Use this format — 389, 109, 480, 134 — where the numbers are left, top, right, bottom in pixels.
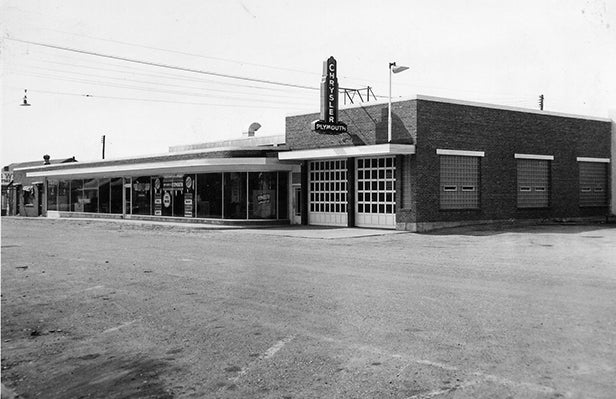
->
20, 89, 31, 106
388, 62, 409, 142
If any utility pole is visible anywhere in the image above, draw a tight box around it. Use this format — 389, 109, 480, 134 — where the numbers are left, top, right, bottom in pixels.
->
101, 135, 106, 159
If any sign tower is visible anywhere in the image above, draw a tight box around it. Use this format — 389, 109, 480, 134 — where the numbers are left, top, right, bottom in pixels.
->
312, 56, 348, 134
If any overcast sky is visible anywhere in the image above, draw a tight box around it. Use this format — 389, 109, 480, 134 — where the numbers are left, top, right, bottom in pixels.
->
1, 0, 614, 165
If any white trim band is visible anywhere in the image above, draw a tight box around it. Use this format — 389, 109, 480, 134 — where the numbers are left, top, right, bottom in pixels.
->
576, 157, 610, 163
26, 158, 294, 178
514, 153, 554, 161
278, 144, 415, 161
436, 149, 485, 157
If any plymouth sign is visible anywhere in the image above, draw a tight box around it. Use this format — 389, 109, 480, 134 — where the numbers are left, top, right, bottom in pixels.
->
312, 56, 347, 135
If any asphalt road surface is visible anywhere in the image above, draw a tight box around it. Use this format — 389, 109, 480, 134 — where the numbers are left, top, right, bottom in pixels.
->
1, 218, 615, 398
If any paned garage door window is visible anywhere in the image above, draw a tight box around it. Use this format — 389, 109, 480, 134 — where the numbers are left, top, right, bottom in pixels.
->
309, 160, 347, 213
579, 162, 608, 207
517, 159, 550, 208
439, 155, 480, 209
356, 157, 396, 214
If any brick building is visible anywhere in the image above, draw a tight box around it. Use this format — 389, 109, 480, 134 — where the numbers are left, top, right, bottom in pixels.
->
281, 95, 612, 231
17, 95, 613, 231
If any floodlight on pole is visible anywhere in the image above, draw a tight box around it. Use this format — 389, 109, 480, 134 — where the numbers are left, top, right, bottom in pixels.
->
388, 62, 409, 142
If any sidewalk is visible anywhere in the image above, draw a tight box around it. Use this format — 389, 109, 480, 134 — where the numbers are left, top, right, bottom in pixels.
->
1, 216, 407, 239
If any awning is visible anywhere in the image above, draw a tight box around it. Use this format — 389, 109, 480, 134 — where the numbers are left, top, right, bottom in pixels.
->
26, 157, 298, 179
278, 144, 415, 161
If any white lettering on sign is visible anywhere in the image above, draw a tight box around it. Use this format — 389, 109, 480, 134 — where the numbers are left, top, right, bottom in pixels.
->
314, 56, 347, 135
163, 192, 171, 208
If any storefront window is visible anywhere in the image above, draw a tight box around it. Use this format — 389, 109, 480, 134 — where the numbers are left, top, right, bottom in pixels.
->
99, 179, 110, 213
278, 172, 289, 220
196, 173, 222, 218
110, 178, 123, 214
152, 177, 163, 216
132, 176, 151, 215
70, 179, 83, 212
161, 176, 183, 217
23, 186, 35, 207
183, 174, 195, 217
45, 171, 289, 220
82, 179, 99, 213
58, 180, 70, 211
248, 172, 277, 219
224, 172, 247, 219
161, 177, 173, 217
47, 179, 58, 211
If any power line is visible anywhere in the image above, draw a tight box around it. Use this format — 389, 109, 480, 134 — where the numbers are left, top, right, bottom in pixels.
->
26, 56, 302, 93
8, 70, 317, 107
14, 87, 314, 111
12, 63, 318, 102
6, 38, 537, 108
7, 37, 320, 91
33, 27, 322, 77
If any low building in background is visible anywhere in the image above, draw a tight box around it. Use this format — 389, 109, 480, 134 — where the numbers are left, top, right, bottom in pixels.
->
2, 156, 77, 217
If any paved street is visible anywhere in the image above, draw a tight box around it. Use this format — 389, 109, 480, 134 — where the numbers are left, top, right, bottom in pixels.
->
1, 218, 615, 398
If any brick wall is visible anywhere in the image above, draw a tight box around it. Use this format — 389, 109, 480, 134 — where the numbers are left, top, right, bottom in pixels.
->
414, 99, 612, 224
285, 101, 417, 150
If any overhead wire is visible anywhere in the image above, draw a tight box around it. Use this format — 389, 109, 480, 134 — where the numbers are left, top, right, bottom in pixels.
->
7, 86, 314, 111
18, 48, 311, 93
8, 69, 318, 107
34, 27, 323, 77
11, 63, 318, 103
6, 38, 538, 110
6, 37, 320, 91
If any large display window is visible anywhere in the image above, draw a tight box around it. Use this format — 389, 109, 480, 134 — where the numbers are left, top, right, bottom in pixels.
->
110, 178, 123, 214
248, 172, 277, 219
58, 180, 70, 211
47, 171, 289, 220
70, 179, 83, 212
132, 176, 151, 215
82, 179, 99, 213
196, 173, 222, 218
47, 179, 58, 211
99, 179, 111, 213
224, 172, 247, 219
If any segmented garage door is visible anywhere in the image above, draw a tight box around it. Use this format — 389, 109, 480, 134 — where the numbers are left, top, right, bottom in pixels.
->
355, 157, 396, 228
308, 159, 348, 226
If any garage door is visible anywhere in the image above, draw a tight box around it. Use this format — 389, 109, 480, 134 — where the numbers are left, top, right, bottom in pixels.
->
308, 159, 348, 226
355, 157, 396, 229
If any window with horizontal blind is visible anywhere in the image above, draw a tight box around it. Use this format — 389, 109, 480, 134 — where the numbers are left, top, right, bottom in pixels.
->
439, 155, 480, 210
517, 159, 550, 208
579, 161, 608, 207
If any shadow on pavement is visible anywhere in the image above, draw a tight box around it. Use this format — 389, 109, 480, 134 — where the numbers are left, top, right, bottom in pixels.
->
424, 221, 616, 236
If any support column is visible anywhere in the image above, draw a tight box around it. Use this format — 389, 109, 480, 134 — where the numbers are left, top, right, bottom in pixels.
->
347, 157, 355, 227
301, 161, 309, 225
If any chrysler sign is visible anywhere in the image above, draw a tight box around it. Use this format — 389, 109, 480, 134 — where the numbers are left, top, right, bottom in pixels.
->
312, 56, 347, 134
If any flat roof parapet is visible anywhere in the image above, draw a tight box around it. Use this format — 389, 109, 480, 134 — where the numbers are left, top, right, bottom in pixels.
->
169, 135, 286, 153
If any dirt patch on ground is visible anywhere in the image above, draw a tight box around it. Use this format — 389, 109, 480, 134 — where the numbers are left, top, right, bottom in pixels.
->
2, 329, 175, 399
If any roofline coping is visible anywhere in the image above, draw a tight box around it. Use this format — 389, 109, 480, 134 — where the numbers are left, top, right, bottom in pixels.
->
286, 94, 613, 123
14, 145, 281, 172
